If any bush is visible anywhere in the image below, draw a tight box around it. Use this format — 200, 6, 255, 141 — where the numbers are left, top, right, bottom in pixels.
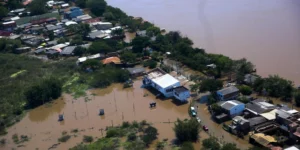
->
142, 126, 158, 146
86, 0, 107, 16
106, 128, 125, 138
238, 85, 252, 95
83, 135, 93, 143
122, 121, 131, 128
180, 142, 194, 150
127, 133, 136, 141
58, 135, 71, 142
199, 79, 223, 92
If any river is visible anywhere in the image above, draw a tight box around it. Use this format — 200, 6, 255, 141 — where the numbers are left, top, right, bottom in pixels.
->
108, 0, 300, 85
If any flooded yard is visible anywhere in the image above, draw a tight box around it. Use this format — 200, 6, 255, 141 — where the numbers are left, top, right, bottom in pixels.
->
1, 80, 194, 150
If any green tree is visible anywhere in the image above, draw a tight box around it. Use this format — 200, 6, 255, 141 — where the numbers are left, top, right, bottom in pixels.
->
234, 58, 255, 83
146, 26, 160, 37
111, 28, 124, 37
199, 79, 223, 93
70, 35, 84, 46
180, 142, 194, 150
0, 6, 8, 19
221, 143, 240, 150
86, 0, 107, 16
202, 137, 221, 150
28, 0, 47, 15
211, 103, 223, 115
124, 140, 145, 150
81, 59, 102, 70
294, 92, 300, 107
263, 75, 294, 98
142, 126, 158, 146
68, 23, 91, 37
127, 132, 137, 141
238, 85, 252, 95
73, 46, 86, 56
143, 60, 157, 69
120, 51, 137, 63
75, 0, 86, 8
105, 6, 128, 21
173, 118, 200, 142
6, 0, 22, 10
88, 41, 113, 54
131, 36, 150, 53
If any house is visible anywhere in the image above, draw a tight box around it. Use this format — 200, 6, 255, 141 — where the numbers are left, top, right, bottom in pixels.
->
23, 37, 43, 47
245, 99, 276, 116
61, 3, 69, 8
217, 100, 245, 117
34, 48, 45, 55
260, 109, 278, 121
75, 14, 92, 22
45, 49, 59, 59
2, 21, 16, 30
102, 57, 121, 65
217, 86, 239, 101
92, 22, 113, 30
87, 30, 108, 40
46, 40, 58, 47
143, 68, 181, 98
82, 17, 101, 24
13, 47, 31, 54
126, 67, 146, 77
244, 74, 259, 85
173, 86, 190, 102
230, 116, 250, 134
46, 24, 63, 31
60, 46, 76, 56
64, 7, 84, 19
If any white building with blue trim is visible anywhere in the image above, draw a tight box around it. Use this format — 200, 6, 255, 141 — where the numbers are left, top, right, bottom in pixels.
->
143, 68, 190, 102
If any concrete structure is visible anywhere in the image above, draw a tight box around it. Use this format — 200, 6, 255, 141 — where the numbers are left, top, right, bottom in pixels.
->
217, 86, 239, 101
218, 100, 245, 117
143, 68, 190, 102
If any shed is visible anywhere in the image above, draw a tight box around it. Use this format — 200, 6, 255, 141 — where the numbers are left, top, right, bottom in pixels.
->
218, 100, 245, 117
126, 67, 145, 77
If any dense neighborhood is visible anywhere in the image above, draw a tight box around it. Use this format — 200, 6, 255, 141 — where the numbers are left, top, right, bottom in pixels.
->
0, 0, 300, 150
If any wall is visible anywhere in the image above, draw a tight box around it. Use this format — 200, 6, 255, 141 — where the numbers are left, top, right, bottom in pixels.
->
230, 104, 245, 117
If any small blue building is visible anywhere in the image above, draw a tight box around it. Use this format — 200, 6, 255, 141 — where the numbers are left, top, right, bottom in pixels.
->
64, 7, 84, 19
218, 100, 245, 117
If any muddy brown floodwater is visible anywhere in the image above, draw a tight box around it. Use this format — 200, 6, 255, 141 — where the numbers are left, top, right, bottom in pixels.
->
108, 0, 300, 85
1, 80, 203, 150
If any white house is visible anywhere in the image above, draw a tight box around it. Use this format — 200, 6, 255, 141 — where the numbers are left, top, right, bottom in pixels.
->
143, 68, 190, 102
218, 100, 245, 117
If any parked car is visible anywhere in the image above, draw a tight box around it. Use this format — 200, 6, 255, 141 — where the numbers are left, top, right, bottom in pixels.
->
190, 107, 197, 117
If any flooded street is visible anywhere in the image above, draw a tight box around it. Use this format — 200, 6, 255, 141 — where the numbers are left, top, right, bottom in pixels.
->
1, 80, 194, 150
108, 0, 300, 85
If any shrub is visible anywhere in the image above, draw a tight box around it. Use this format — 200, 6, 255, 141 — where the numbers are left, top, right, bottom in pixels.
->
142, 126, 158, 146
106, 128, 125, 138
58, 135, 71, 142
122, 121, 131, 128
238, 85, 252, 95
173, 119, 200, 142
83, 135, 93, 143
127, 133, 136, 141
180, 142, 194, 150
143, 60, 157, 69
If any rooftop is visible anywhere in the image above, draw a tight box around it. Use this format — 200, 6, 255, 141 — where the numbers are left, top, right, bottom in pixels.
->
218, 100, 244, 111
218, 86, 239, 95
152, 74, 179, 89
126, 67, 145, 75
173, 86, 189, 93
102, 57, 121, 65
146, 68, 166, 79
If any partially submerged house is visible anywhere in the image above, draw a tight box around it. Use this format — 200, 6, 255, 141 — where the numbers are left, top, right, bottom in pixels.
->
244, 74, 259, 85
143, 68, 190, 102
217, 86, 239, 101
217, 100, 245, 117
126, 67, 146, 77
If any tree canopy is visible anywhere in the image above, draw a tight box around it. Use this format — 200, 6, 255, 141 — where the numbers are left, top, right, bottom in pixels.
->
120, 51, 137, 63
86, 0, 107, 16
0, 6, 8, 19
132, 36, 150, 53
173, 118, 200, 142
294, 92, 300, 107
28, 0, 47, 15
88, 41, 113, 54
202, 137, 221, 150
199, 79, 223, 93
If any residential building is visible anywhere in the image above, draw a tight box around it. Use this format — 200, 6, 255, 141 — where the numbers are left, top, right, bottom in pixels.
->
126, 67, 146, 77
217, 86, 239, 101
173, 86, 190, 102
92, 22, 113, 30
77, 53, 104, 64
0, 30, 13, 37
245, 99, 276, 116
218, 100, 245, 117
102, 57, 121, 65
13, 47, 30, 54
61, 46, 76, 56
64, 7, 84, 19
87, 30, 108, 40
230, 116, 250, 134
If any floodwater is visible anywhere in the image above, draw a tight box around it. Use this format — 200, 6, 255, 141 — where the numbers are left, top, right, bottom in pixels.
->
108, 0, 300, 85
1, 80, 196, 150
